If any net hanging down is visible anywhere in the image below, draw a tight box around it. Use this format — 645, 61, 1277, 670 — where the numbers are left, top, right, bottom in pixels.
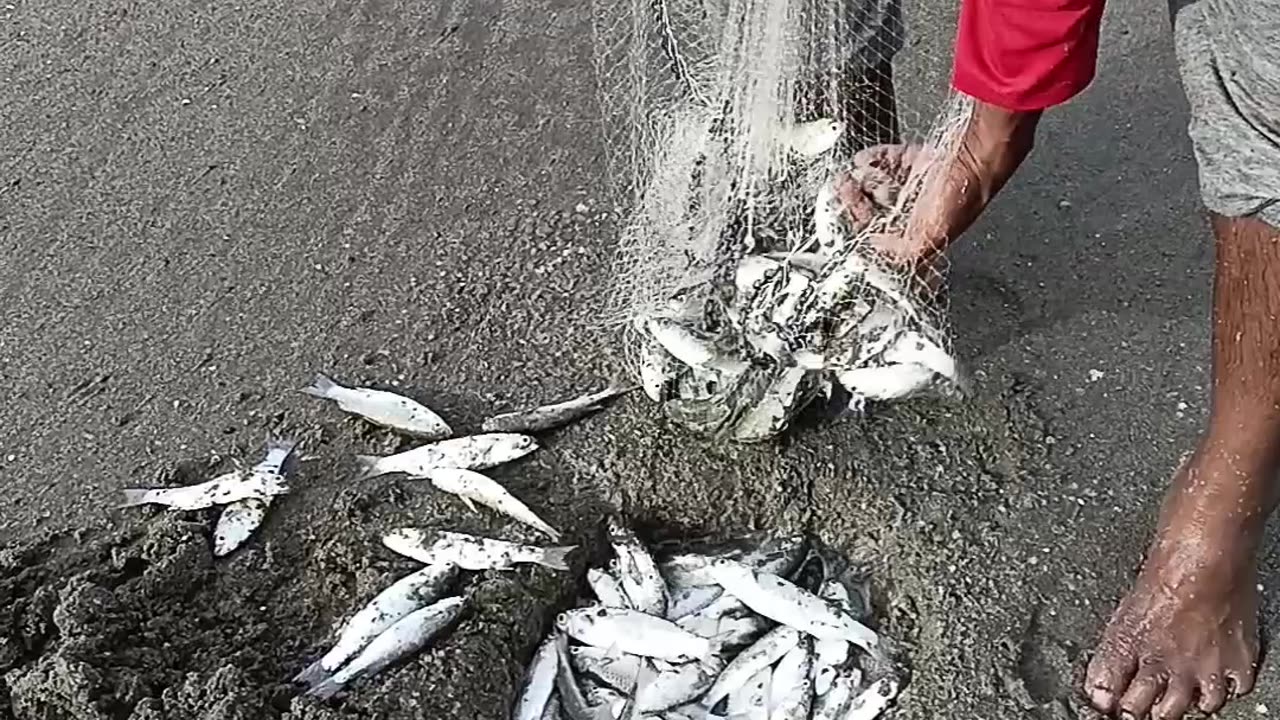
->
592, 0, 975, 442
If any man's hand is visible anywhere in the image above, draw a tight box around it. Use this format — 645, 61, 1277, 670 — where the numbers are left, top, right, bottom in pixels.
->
833, 99, 1045, 273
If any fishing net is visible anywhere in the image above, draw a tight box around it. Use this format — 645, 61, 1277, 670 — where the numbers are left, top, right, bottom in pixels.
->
591, 0, 973, 442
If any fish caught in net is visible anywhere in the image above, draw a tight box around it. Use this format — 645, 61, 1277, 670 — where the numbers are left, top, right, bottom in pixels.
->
591, 0, 974, 442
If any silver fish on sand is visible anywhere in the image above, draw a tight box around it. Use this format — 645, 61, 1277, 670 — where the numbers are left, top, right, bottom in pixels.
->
423, 467, 561, 541
119, 465, 290, 511
354, 433, 538, 480
294, 563, 457, 688
570, 645, 642, 694
767, 640, 813, 720
811, 579, 853, 692
555, 635, 616, 720
214, 437, 300, 557
302, 373, 452, 440
481, 385, 633, 434
843, 678, 899, 720
588, 568, 632, 609
513, 634, 560, 720
557, 606, 711, 663
708, 560, 879, 652
383, 529, 576, 572
702, 625, 801, 708
307, 595, 466, 700
608, 517, 669, 616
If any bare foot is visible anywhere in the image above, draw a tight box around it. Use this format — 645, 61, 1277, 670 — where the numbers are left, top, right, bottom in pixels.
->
1084, 439, 1265, 719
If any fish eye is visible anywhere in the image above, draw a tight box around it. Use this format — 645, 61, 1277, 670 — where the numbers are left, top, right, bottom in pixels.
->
594, 607, 607, 617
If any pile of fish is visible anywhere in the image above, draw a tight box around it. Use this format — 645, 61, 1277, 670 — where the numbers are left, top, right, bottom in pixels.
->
117, 372, 631, 555
514, 519, 904, 720
631, 116, 966, 443
294, 528, 580, 700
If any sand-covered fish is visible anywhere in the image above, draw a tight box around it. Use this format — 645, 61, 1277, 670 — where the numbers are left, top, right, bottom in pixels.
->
639, 338, 677, 403
702, 625, 800, 708
555, 635, 616, 720
481, 385, 633, 434
294, 563, 457, 688
708, 560, 878, 652
306, 596, 465, 700
768, 640, 813, 720
422, 467, 560, 541
843, 678, 898, 720
119, 466, 290, 511
588, 567, 631, 609
302, 373, 452, 440
811, 579, 853, 693
569, 645, 643, 694
608, 517, 669, 616
513, 634, 560, 720
634, 657, 724, 714
666, 584, 724, 620
810, 670, 856, 720
646, 319, 748, 377
557, 606, 712, 663
726, 665, 772, 719
213, 437, 300, 557
383, 529, 576, 572
354, 433, 538, 480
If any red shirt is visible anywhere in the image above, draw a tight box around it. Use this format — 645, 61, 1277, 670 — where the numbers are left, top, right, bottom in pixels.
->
952, 0, 1107, 111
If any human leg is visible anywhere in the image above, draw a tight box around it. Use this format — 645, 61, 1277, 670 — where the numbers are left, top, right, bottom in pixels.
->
1084, 2, 1280, 716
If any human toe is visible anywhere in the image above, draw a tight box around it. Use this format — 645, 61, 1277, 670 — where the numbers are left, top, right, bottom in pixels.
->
1151, 674, 1193, 720
1196, 672, 1227, 714
1117, 666, 1168, 720
1084, 639, 1138, 713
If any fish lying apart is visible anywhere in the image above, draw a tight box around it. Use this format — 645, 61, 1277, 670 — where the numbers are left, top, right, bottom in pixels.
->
119, 436, 301, 557
481, 385, 635, 434
294, 529, 579, 701
513, 521, 902, 720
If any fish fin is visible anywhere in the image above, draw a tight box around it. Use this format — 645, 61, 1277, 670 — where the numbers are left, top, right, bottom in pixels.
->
353, 455, 383, 481
533, 521, 563, 543
117, 489, 153, 508
458, 496, 478, 513
291, 660, 331, 688
301, 373, 338, 399
305, 677, 344, 701
537, 545, 578, 572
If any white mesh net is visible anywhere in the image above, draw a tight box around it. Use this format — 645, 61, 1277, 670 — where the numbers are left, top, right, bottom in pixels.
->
592, 0, 973, 442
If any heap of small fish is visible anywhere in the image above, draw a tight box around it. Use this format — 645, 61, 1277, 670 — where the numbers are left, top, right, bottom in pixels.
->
513, 519, 904, 720
294, 528, 579, 700
117, 373, 630, 557
631, 117, 966, 443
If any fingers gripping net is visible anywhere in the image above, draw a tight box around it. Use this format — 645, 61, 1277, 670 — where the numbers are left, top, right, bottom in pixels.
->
592, 0, 973, 442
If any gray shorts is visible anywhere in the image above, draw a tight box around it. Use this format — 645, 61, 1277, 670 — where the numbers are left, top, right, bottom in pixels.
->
1172, 0, 1280, 226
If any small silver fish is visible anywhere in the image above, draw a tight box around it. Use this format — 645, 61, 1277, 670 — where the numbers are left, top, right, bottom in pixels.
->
422, 468, 560, 541
382, 529, 576, 572
569, 645, 642, 693
843, 677, 899, 720
306, 596, 465, 700
481, 386, 633, 434
302, 373, 452, 440
702, 625, 800, 708
588, 567, 632, 609
812, 579, 853, 682
513, 634, 560, 720
708, 560, 878, 652
608, 517, 669, 616
646, 319, 748, 376
119, 468, 289, 511
779, 118, 844, 158
355, 433, 538, 480
731, 366, 809, 443
639, 338, 677, 403
555, 635, 616, 720
810, 670, 855, 720
541, 695, 564, 720
557, 606, 711, 663
634, 657, 724, 713
666, 585, 724, 620
767, 640, 813, 720
726, 666, 771, 720
294, 563, 457, 688
835, 364, 936, 403
213, 437, 300, 557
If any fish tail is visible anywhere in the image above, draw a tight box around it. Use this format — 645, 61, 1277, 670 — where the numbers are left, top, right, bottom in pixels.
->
301, 373, 338, 399
537, 545, 578, 571
291, 660, 331, 688
117, 489, 153, 508
353, 455, 383, 481
305, 677, 344, 701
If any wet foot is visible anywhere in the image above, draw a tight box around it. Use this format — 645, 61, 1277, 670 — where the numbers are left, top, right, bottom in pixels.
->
1084, 438, 1266, 719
